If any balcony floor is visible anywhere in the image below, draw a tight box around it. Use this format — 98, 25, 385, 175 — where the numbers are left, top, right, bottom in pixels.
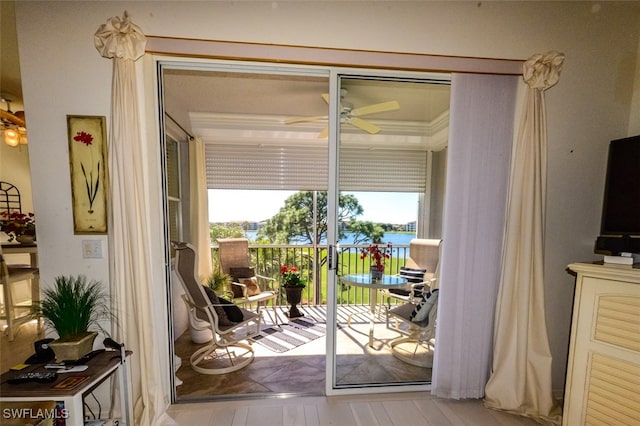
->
175, 304, 432, 401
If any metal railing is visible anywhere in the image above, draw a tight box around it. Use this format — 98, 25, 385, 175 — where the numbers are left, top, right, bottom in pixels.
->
211, 243, 410, 307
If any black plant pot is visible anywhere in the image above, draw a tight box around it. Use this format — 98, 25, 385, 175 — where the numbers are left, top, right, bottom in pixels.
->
284, 286, 304, 318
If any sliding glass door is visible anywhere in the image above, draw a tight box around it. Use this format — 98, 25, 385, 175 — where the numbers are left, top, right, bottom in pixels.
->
159, 58, 450, 400
326, 72, 450, 394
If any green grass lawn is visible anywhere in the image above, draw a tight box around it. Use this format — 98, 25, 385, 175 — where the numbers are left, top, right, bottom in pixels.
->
234, 245, 410, 306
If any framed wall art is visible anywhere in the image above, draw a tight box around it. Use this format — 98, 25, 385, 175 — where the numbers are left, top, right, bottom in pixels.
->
67, 115, 108, 234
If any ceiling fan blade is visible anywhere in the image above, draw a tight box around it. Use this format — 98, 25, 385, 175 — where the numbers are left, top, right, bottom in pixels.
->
321, 93, 330, 104
0, 109, 26, 128
349, 117, 380, 134
318, 126, 329, 139
284, 115, 328, 124
350, 100, 399, 117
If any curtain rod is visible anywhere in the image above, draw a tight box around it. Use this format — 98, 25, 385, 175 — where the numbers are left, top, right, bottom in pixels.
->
146, 36, 524, 76
165, 112, 194, 141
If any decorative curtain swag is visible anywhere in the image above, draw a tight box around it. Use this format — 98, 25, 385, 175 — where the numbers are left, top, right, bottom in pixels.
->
523, 51, 564, 90
94, 11, 146, 61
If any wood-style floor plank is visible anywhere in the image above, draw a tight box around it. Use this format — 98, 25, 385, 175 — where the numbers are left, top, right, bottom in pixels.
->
210, 405, 237, 426
415, 398, 456, 425
349, 401, 379, 426
283, 405, 305, 426
230, 406, 249, 426
302, 404, 320, 426
245, 405, 283, 426
167, 393, 542, 426
316, 399, 357, 426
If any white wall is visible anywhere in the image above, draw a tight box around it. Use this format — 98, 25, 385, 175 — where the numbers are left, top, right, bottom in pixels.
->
15, 0, 640, 395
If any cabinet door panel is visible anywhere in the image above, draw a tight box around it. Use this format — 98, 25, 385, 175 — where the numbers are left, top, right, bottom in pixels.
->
564, 265, 640, 426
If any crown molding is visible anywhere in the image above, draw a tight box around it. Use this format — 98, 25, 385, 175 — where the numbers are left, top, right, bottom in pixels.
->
189, 111, 448, 151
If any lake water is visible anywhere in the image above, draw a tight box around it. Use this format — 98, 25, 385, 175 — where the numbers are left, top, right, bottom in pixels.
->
245, 230, 415, 246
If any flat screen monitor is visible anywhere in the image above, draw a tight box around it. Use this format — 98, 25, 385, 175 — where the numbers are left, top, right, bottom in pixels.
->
595, 135, 640, 255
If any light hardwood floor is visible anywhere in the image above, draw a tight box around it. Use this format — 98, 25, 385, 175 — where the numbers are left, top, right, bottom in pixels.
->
2, 313, 542, 425
167, 392, 541, 425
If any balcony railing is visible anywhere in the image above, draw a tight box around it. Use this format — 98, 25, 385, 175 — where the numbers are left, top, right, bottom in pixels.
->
211, 243, 410, 307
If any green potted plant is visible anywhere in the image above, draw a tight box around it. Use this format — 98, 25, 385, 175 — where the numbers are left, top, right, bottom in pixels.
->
280, 265, 306, 318
0, 211, 36, 243
205, 267, 231, 293
31, 275, 113, 361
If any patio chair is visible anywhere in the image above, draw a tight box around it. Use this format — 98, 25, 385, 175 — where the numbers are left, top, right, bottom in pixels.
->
0, 245, 40, 341
172, 241, 261, 374
386, 288, 439, 368
217, 238, 279, 324
382, 238, 441, 311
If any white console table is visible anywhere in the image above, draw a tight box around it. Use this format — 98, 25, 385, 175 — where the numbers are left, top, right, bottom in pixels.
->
0, 351, 132, 425
564, 262, 640, 425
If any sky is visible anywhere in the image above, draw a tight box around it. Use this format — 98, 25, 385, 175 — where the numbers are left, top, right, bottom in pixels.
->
208, 190, 419, 224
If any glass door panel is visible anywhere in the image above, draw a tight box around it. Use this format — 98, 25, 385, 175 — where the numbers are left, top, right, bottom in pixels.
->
329, 74, 450, 392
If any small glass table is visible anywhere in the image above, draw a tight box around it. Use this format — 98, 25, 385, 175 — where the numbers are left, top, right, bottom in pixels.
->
341, 273, 408, 348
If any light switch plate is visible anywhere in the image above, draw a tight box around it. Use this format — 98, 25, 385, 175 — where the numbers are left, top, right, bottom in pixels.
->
82, 240, 103, 259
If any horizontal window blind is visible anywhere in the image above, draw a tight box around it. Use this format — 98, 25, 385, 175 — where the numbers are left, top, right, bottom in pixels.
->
205, 143, 427, 192
339, 149, 427, 192
205, 143, 328, 190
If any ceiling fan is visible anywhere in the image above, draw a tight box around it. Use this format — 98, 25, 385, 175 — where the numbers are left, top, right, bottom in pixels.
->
285, 89, 400, 138
0, 99, 27, 147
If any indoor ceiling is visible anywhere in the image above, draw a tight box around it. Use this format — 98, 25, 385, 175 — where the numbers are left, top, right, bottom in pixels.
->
163, 69, 451, 151
1, 2, 27, 147
1, 1, 22, 108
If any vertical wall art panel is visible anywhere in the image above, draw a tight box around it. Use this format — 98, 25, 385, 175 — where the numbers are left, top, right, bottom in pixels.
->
67, 115, 108, 233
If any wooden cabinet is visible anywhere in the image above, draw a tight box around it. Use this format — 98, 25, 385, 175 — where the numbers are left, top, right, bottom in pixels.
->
564, 262, 640, 426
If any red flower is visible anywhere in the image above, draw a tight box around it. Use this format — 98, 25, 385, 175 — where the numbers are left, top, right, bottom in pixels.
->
72, 130, 100, 211
73, 131, 94, 146
0, 211, 36, 242
360, 243, 392, 272
280, 264, 305, 287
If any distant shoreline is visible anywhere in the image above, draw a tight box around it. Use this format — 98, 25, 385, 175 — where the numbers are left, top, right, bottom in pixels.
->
244, 230, 415, 245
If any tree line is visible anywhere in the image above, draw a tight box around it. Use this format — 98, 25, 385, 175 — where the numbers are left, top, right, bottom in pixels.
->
210, 191, 385, 244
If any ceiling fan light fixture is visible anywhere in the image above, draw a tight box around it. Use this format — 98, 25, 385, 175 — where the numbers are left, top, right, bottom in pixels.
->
1, 99, 28, 147
3, 127, 27, 147
18, 132, 28, 145
4, 129, 19, 147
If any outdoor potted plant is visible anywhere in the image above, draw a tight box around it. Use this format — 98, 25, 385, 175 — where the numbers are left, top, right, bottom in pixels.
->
205, 267, 232, 294
361, 242, 392, 281
280, 265, 306, 318
0, 211, 36, 243
31, 275, 113, 361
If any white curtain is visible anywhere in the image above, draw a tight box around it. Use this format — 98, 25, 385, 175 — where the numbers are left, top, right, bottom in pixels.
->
484, 52, 565, 424
432, 73, 518, 398
95, 12, 175, 425
189, 136, 212, 279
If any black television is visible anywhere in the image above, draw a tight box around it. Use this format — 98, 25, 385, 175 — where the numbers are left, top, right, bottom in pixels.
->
595, 135, 640, 255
